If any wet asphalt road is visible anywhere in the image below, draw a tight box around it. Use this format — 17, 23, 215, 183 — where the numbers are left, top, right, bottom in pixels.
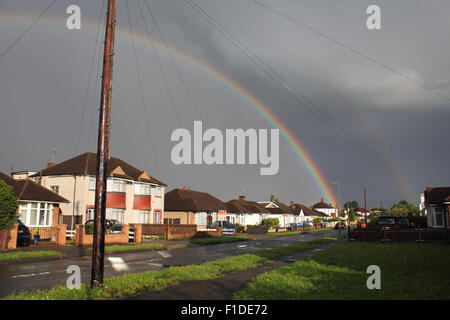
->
0, 229, 343, 298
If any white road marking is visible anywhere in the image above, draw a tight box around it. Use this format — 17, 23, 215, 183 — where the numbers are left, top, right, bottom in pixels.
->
158, 251, 171, 258
237, 244, 247, 248
12, 272, 50, 279
148, 263, 163, 267
108, 257, 130, 272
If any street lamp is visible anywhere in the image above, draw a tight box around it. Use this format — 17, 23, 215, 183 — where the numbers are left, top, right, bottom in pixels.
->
331, 181, 342, 227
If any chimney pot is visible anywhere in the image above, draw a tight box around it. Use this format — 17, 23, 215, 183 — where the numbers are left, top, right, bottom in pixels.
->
47, 162, 55, 168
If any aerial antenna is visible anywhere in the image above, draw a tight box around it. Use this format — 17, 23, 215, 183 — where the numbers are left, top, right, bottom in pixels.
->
50, 148, 58, 163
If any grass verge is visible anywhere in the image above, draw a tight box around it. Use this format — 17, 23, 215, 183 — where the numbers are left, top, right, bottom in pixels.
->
103, 244, 165, 254
4, 236, 342, 300
0, 250, 62, 261
234, 242, 450, 300
190, 237, 248, 245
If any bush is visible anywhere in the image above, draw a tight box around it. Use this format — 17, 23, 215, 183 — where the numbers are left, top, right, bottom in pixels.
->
261, 218, 279, 230
0, 180, 18, 230
236, 225, 245, 233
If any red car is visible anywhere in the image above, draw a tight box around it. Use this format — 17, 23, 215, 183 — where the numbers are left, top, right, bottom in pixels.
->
357, 220, 367, 229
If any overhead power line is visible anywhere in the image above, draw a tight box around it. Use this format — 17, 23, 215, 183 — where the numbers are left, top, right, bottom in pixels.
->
250, 0, 450, 104
0, 0, 57, 60
183, 0, 422, 193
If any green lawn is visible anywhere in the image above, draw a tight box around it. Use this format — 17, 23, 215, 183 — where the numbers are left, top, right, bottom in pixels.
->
4, 236, 342, 300
0, 251, 62, 261
234, 242, 450, 300
103, 244, 165, 253
190, 237, 248, 245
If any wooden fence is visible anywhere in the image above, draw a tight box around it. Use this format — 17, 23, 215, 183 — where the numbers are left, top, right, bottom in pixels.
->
0, 229, 9, 249
348, 228, 450, 242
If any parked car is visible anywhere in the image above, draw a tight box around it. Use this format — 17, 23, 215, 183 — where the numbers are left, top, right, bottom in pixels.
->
294, 221, 313, 227
357, 220, 367, 229
334, 222, 346, 230
211, 221, 236, 234
16, 220, 31, 247
374, 216, 412, 231
84, 219, 123, 234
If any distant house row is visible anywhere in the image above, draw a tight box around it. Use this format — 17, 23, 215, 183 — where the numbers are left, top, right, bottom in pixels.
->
2, 152, 448, 230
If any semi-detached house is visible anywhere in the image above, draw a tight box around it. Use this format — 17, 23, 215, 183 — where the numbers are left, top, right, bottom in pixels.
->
29, 152, 166, 229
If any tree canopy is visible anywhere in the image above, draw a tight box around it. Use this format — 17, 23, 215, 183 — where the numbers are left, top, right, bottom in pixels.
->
385, 200, 419, 217
0, 180, 18, 230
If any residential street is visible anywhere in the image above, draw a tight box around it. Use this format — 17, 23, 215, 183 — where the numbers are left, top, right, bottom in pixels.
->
0, 230, 343, 298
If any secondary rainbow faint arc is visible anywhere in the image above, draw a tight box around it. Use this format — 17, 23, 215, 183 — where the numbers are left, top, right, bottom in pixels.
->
1, 13, 337, 205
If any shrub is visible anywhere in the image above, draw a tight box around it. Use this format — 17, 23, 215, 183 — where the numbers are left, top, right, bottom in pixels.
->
261, 218, 279, 230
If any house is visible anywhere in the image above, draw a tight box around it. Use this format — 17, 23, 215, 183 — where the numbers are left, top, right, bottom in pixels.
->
164, 187, 227, 229
258, 201, 294, 228
0, 172, 68, 228
290, 202, 328, 223
422, 187, 450, 228
29, 152, 166, 229
312, 198, 337, 217
225, 196, 270, 226
354, 208, 370, 220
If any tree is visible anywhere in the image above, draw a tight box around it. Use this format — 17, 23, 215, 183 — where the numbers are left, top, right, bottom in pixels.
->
386, 200, 419, 217
270, 194, 279, 202
0, 180, 18, 230
343, 201, 359, 211
348, 208, 356, 222
261, 218, 279, 230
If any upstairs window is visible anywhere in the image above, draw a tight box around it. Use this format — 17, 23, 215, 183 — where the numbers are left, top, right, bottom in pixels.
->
107, 179, 126, 193
154, 186, 162, 197
135, 183, 151, 196
89, 177, 96, 191
50, 186, 59, 194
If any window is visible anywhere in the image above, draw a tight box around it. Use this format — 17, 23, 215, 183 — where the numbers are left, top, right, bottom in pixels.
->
18, 202, 52, 226
107, 179, 126, 193
133, 210, 150, 224
50, 186, 59, 194
106, 208, 124, 223
135, 183, 150, 196
154, 186, 162, 197
89, 177, 96, 191
154, 210, 162, 224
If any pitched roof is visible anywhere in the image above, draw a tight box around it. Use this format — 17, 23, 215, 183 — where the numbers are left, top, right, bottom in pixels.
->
312, 199, 334, 209
291, 203, 328, 217
425, 187, 450, 204
31, 152, 166, 186
225, 198, 271, 214
165, 188, 226, 212
259, 201, 292, 214
0, 172, 68, 203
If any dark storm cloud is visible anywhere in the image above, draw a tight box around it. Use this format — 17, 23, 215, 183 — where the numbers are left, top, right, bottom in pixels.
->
0, 0, 449, 208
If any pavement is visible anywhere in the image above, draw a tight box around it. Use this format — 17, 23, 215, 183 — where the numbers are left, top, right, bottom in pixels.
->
0, 229, 345, 298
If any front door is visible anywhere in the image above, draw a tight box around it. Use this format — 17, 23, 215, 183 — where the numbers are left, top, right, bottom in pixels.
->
207, 214, 212, 228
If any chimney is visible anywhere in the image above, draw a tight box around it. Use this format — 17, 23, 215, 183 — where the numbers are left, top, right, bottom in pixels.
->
320, 197, 324, 203
289, 200, 294, 207
239, 195, 245, 200
47, 162, 55, 168
182, 186, 187, 190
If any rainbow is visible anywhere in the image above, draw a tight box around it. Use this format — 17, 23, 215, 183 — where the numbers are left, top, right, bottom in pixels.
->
0, 10, 337, 205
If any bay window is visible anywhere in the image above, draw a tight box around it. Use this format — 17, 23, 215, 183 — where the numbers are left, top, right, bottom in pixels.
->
107, 178, 126, 193
135, 183, 151, 196
133, 210, 150, 223
18, 202, 53, 227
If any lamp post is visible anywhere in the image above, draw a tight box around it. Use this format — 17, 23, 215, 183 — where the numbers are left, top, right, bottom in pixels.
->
331, 181, 341, 227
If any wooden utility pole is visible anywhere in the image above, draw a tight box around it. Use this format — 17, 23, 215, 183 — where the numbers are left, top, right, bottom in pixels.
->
91, 0, 117, 287
364, 188, 367, 222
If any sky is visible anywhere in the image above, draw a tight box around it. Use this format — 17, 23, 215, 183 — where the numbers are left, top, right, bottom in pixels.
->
0, 0, 449, 208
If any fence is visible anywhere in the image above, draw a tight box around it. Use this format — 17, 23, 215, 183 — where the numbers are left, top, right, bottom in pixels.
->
348, 228, 450, 242
139, 224, 221, 240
